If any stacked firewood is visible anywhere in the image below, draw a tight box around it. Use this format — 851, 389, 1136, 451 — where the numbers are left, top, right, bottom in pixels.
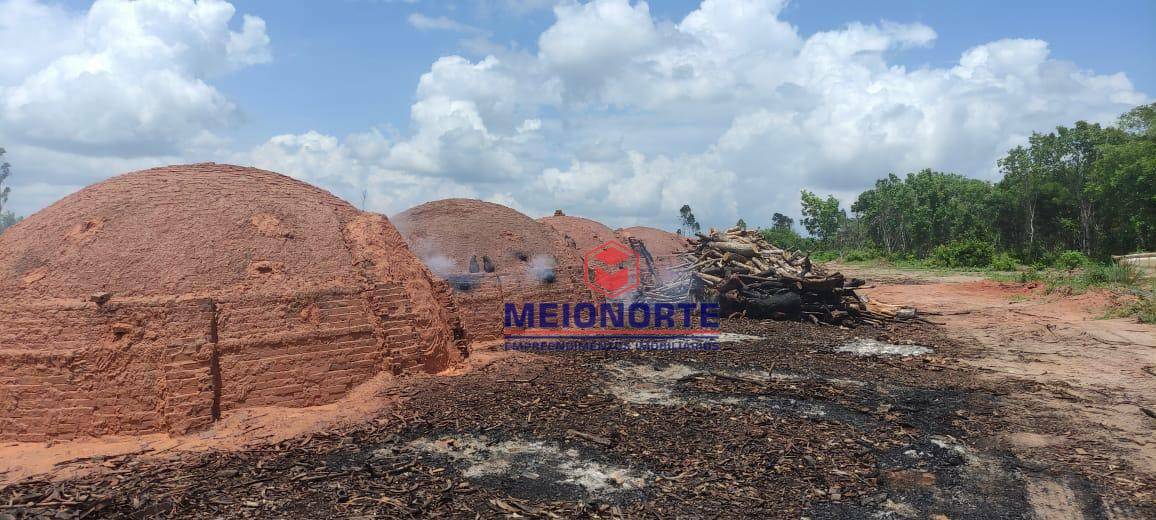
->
645, 227, 910, 326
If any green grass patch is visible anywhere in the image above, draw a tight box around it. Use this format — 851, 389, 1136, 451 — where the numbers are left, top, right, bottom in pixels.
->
1102, 283, 1156, 324
989, 263, 1140, 292
988, 263, 1153, 323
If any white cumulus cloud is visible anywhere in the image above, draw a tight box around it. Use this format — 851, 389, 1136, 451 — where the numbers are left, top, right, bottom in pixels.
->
1, 0, 1148, 233
0, 0, 270, 156
0, 0, 270, 216
267, 0, 1143, 229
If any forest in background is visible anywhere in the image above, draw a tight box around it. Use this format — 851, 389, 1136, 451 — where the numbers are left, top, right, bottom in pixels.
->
732, 103, 1156, 269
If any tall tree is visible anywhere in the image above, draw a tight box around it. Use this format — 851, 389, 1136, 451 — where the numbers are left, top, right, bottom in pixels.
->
996, 145, 1037, 254
1091, 103, 1156, 253
678, 204, 701, 236
853, 170, 994, 256
0, 147, 10, 216
799, 190, 844, 244
0, 147, 14, 233
771, 212, 793, 231
1057, 122, 1108, 254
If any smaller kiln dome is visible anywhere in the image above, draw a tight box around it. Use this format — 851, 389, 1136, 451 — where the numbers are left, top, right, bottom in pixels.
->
394, 198, 582, 276
538, 214, 619, 253
619, 226, 688, 257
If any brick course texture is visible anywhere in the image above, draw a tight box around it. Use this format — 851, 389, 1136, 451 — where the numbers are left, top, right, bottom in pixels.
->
0, 164, 461, 441
538, 214, 619, 253
393, 199, 594, 342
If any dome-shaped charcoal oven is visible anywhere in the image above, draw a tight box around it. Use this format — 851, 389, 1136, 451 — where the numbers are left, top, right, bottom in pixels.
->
393, 199, 591, 341
0, 164, 461, 442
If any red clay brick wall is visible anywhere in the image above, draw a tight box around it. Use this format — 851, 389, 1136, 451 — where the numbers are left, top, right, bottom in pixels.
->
0, 297, 215, 442
214, 289, 381, 410
0, 284, 446, 441
342, 213, 460, 373
364, 283, 429, 375
450, 275, 506, 342
450, 265, 592, 342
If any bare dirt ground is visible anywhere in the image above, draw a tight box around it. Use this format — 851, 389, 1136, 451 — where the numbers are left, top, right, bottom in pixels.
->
1, 269, 1153, 519
847, 265, 1156, 519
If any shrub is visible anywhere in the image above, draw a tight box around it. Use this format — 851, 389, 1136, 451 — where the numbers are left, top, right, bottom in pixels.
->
1017, 269, 1044, 283
886, 251, 919, 262
1080, 262, 1140, 286
811, 251, 840, 262
760, 227, 812, 251
931, 240, 995, 268
1054, 250, 1089, 270
843, 249, 880, 262
1104, 282, 1156, 324
990, 252, 1018, 271
1134, 290, 1156, 324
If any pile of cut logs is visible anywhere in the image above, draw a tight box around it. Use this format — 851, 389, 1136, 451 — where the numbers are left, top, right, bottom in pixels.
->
645, 227, 912, 326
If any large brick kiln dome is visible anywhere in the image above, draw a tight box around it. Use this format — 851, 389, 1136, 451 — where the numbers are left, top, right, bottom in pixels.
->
538, 213, 619, 253
0, 164, 460, 441
393, 199, 590, 341
1, 164, 366, 298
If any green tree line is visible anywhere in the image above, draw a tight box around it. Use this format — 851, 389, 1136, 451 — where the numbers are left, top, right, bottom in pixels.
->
764, 103, 1155, 264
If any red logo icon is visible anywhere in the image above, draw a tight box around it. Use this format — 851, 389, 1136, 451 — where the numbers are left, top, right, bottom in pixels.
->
583, 240, 640, 298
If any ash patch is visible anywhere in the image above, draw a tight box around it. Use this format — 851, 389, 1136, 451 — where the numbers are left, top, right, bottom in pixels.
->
603, 360, 703, 405
406, 434, 649, 501
601, 360, 876, 428
581, 332, 759, 353
810, 436, 1036, 519
601, 360, 792, 405
734, 394, 876, 429
837, 338, 933, 357
716, 332, 763, 343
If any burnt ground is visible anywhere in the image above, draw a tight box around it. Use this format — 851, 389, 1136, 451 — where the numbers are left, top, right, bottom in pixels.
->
2, 318, 1153, 519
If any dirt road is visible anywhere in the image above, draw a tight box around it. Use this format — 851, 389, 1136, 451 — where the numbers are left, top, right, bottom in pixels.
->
1, 270, 1152, 519
850, 266, 1156, 519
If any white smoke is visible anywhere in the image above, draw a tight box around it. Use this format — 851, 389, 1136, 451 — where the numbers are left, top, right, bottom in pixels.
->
528, 254, 557, 283
423, 254, 457, 277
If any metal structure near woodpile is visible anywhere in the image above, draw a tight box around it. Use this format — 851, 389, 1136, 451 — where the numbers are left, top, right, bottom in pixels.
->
647, 227, 913, 326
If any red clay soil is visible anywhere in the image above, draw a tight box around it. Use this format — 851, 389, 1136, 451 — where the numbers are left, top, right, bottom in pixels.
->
393, 199, 590, 342
538, 214, 618, 253
618, 226, 691, 283
0, 163, 460, 442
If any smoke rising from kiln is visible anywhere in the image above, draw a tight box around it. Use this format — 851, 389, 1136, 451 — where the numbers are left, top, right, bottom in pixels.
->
528, 254, 557, 283
407, 237, 458, 277
423, 254, 457, 277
